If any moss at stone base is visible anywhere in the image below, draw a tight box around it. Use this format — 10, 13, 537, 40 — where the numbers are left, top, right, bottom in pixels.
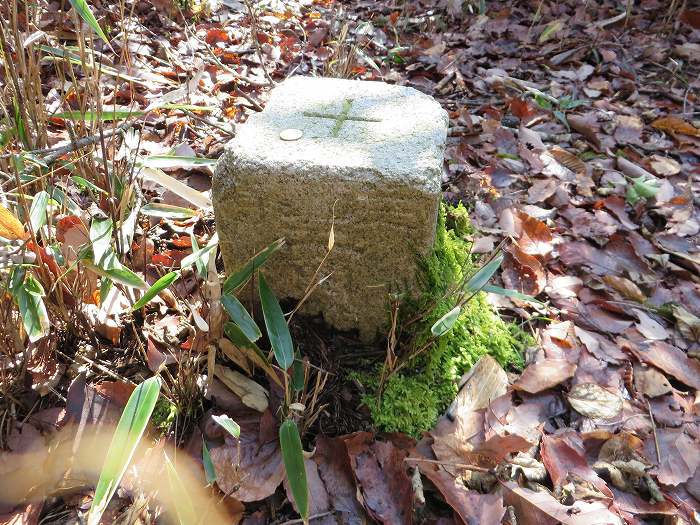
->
356, 203, 531, 437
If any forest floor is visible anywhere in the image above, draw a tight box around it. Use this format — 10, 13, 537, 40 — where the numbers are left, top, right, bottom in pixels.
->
1, 0, 699, 524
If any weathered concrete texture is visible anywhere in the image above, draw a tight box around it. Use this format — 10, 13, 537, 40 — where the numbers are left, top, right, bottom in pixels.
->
213, 76, 448, 340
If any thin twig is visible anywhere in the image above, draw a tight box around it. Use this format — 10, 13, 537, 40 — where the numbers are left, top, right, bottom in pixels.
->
278, 511, 335, 525
647, 399, 661, 465
182, 109, 235, 136
202, 56, 268, 87
0, 121, 133, 161
404, 456, 491, 473
243, 0, 275, 87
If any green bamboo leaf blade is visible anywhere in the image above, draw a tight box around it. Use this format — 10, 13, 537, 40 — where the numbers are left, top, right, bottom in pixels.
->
463, 254, 504, 294
482, 284, 544, 305
37, 46, 173, 87
83, 260, 148, 290
13, 98, 29, 148
69, 0, 110, 44
140, 203, 197, 219
180, 234, 218, 269
258, 274, 294, 370
202, 441, 217, 485
90, 217, 113, 266
164, 453, 197, 525
52, 109, 144, 122
29, 191, 50, 233
222, 238, 285, 294
190, 234, 207, 278
291, 359, 305, 393
88, 376, 161, 525
132, 271, 179, 311
72, 176, 108, 195
99, 277, 113, 307
16, 279, 50, 342
211, 414, 240, 439
430, 305, 462, 337
221, 295, 262, 342
279, 420, 309, 522
223, 322, 273, 367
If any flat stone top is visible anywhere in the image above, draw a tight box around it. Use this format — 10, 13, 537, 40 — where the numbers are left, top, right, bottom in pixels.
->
227, 76, 449, 192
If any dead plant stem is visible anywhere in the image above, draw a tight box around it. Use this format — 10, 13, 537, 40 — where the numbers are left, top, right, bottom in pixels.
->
243, 0, 275, 87
404, 457, 491, 473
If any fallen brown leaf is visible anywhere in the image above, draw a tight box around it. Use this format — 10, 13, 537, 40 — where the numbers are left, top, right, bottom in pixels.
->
0, 204, 26, 241
515, 210, 552, 256
502, 244, 546, 296
626, 340, 700, 390
574, 326, 628, 364
434, 356, 508, 468
416, 462, 505, 525
210, 410, 285, 502
314, 437, 367, 524
567, 383, 623, 420
633, 310, 668, 341
548, 146, 586, 175
540, 433, 612, 498
500, 480, 623, 525
284, 459, 338, 525
652, 116, 700, 137
344, 432, 413, 525
648, 429, 700, 486
465, 433, 534, 468
567, 113, 602, 151
633, 364, 672, 398
602, 275, 646, 303
648, 155, 681, 176
513, 359, 577, 394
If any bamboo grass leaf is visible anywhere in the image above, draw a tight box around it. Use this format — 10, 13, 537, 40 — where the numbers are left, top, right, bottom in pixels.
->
463, 254, 504, 294
222, 238, 285, 294
52, 109, 143, 121
221, 295, 261, 342
140, 203, 197, 219
89, 217, 113, 266
259, 274, 294, 370
211, 414, 240, 439
68, 0, 110, 44
482, 284, 543, 305
279, 420, 309, 523
180, 233, 218, 268
83, 260, 148, 290
132, 271, 179, 310
29, 191, 50, 233
87, 376, 161, 525
163, 452, 197, 525
430, 305, 462, 337
202, 441, 217, 485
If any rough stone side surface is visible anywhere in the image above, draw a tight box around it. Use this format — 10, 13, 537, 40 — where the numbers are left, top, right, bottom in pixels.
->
213, 76, 448, 340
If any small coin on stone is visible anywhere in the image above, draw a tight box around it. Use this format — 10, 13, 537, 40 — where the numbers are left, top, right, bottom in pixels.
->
280, 128, 303, 141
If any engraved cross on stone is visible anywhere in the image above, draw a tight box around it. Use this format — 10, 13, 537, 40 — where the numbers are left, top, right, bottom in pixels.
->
303, 98, 382, 137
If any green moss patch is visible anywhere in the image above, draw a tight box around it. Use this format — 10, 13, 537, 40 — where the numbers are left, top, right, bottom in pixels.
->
152, 396, 177, 435
355, 203, 530, 437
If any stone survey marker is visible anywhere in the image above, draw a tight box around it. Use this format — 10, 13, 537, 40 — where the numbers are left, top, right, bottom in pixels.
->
213, 76, 448, 339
